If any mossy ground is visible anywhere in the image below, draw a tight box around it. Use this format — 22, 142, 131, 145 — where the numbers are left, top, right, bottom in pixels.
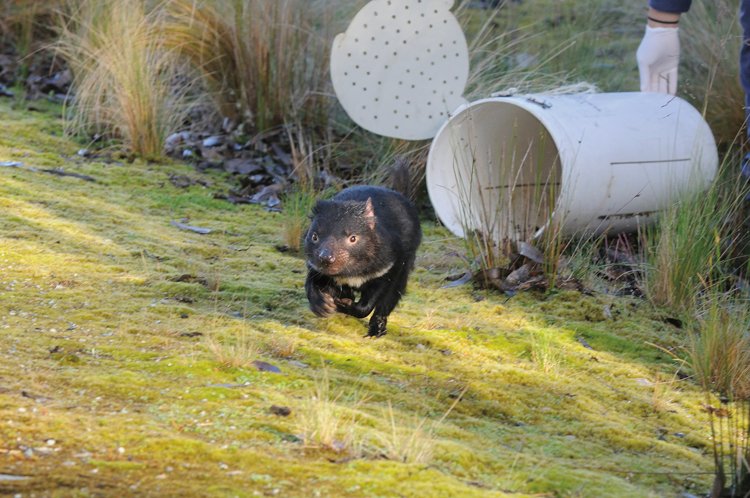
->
0, 95, 716, 497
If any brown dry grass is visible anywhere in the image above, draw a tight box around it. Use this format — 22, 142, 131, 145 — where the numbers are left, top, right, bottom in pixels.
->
56, 0, 197, 158
163, 0, 347, 132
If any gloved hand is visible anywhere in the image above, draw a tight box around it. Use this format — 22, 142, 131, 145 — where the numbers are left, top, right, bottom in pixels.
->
636, 25, 680, 94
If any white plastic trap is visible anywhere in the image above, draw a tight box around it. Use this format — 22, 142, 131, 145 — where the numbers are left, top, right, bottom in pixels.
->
331, 0, 718, 242
330, 0, 469, 140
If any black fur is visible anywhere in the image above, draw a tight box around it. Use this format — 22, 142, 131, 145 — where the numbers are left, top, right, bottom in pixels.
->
304, 186, 421, 337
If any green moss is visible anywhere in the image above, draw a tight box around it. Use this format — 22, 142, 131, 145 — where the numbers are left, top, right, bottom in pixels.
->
0, 91, 716, 497
151, 281, 210, 300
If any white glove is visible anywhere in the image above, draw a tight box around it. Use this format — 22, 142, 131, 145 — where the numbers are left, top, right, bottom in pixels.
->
636, 25, 680, 95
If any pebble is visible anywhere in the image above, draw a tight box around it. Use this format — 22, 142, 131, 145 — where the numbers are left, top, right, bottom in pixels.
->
202, 136, 223, 148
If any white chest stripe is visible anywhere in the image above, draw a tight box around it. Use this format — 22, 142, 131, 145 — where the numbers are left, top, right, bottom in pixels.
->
333, 263, 394, 288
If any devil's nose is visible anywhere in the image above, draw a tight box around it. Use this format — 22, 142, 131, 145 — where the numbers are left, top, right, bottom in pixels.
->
318, 249, 335, 265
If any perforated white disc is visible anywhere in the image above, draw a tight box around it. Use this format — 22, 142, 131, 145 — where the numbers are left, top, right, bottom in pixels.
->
331, 0, 469, 141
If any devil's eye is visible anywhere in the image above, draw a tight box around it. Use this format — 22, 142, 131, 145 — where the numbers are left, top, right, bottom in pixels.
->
311, 232, 319, 243
349, 235, 357, 243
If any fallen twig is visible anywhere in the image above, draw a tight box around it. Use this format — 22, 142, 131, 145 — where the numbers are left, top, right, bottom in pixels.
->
0, 161, 97, 182
170, 220, 212, 235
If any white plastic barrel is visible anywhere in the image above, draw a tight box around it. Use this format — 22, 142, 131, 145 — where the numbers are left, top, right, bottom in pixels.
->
426, 92, 718, 243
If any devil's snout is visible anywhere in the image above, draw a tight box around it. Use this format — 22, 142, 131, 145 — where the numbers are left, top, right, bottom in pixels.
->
317, 247, 335, 266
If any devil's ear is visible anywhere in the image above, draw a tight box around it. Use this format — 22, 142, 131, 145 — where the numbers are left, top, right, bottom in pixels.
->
311, 200, 331, 216
363, 198, 376, 230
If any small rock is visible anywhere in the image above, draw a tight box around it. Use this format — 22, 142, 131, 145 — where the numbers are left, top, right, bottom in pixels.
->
252, 360, 281, 373
202, 136, 224, 148
77, 149, 91, 158
224, 158, 263, 175
270, 405, 291, 417
164, 131, 191, 152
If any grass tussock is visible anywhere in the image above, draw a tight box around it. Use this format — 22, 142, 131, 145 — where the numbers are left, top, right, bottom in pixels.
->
690, 299, 750, 400
280, 187, 318, 253
56, 0, 198, 159
372, 402, 436, 465
0, 0, 62, 57
205, 328, 259, 368
641, 160, 747, 313
681, 0, 744, 146
296, 371, 363, 453
530, 328, 564, 376
688, 295, 750, 495
163, 0, 345, 133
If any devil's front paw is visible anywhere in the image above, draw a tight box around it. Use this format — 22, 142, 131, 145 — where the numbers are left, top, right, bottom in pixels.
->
308, 286, 337, 317
366, 315, 388, 338
333, 297, 354, 313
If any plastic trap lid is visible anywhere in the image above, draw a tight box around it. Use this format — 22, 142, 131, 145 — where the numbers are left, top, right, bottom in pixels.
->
330, 0, 470, 140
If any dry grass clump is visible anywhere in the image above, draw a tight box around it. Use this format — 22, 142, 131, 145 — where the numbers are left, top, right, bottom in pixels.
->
681, 0, 744, 146
0, 0, 63, 56
687, 296, 750, 496
56, 0, 198, 159
690, 300, 750, 400
163, 0, 346, 133
280, 187, 318, 253
530, 328, 563, 376
264, 334, 297, 360
296, 371, 363, 453
640, 160, 747, 313
371, 402, 436, 465
205, 328, 259, 368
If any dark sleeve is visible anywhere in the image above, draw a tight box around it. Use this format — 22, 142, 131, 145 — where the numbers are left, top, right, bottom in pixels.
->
649, 0, 692, 13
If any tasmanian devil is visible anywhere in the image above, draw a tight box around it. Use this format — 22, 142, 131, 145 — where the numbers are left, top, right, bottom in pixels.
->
304, 185, 422, 337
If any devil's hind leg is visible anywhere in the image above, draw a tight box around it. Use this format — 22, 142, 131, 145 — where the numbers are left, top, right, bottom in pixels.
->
366, 263, 410, 337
